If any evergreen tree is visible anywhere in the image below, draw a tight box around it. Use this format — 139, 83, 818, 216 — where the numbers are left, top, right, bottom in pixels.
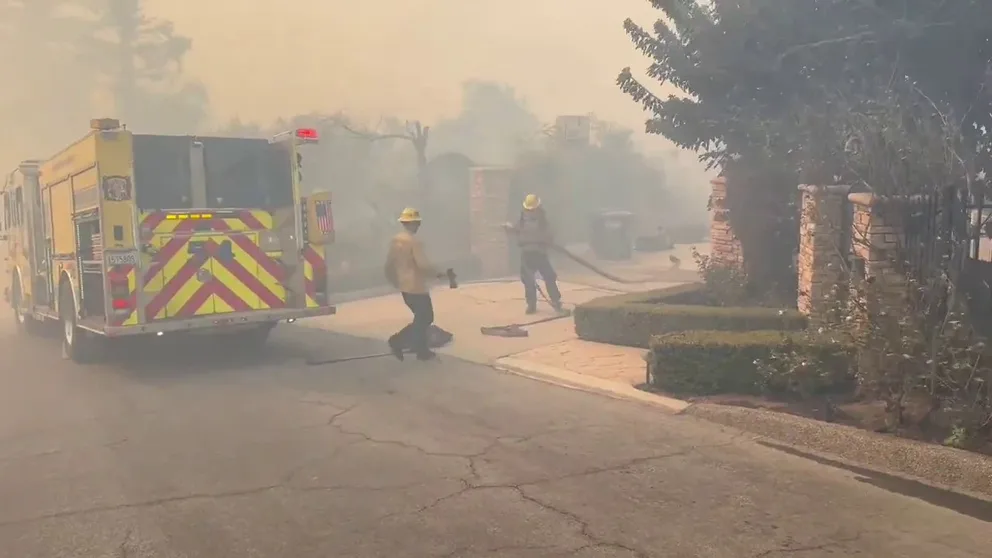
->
89, 0, 208, 132
0, 0, 104, 159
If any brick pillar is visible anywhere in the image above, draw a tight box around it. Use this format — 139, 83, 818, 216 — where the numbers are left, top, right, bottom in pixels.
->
847, 193, 911, 387
847, 193, 907, 321
709, 176, 743, 268
796, 185, 850, 322
469, 166, 513, 277
848, 193, 903, 282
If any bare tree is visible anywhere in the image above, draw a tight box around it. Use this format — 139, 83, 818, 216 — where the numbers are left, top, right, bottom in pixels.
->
337, 119, 431, 194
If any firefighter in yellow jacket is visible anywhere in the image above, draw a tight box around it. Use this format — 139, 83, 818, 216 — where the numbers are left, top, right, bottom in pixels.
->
504, 194, 563, 314
384, 208, 446, 360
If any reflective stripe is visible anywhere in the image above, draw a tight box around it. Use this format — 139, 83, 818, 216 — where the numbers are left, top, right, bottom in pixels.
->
303, 245, 326, 307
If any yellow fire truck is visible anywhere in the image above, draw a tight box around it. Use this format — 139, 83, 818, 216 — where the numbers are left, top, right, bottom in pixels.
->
2, 118, 335, 362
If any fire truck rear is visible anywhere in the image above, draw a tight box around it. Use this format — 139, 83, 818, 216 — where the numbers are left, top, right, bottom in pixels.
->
2, 118, 335, 362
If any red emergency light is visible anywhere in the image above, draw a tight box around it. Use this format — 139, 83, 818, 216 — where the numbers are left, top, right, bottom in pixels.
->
296, 128, 319, 140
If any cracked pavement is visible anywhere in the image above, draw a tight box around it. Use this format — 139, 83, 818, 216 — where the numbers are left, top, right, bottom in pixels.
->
0, 322, 988, 557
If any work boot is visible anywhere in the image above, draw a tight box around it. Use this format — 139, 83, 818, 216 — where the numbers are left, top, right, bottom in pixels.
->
415, 350, 437, 361
525, 304, 537, 315
551, 300, 564, 313
387, 336, 405, 361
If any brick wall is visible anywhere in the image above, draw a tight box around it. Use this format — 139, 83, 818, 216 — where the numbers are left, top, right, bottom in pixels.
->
469, 167, 514, 277
709, 177, 743, 268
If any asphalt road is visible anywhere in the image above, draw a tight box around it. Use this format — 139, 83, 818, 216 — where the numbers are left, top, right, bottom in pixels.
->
0, 319, 990, 558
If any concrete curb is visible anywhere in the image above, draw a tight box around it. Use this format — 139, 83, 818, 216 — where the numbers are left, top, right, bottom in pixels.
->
495, 356, 992, 500
685, 403, 992, 500
493, 357, 690, 413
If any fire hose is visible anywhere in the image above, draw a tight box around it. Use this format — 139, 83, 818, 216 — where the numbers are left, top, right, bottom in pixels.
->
478, 242, 671, 337
548, 243, 665, 284
307, 242, 677, 363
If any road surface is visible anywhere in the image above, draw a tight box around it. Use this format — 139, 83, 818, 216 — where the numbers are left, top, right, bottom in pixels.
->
0, 319, 989, 557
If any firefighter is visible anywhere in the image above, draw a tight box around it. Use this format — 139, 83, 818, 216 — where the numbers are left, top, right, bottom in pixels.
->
384, 207, 445, 361
505, 194, 563, 314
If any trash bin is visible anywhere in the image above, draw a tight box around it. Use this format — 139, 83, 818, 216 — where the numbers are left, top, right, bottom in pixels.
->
634, 225, 675, 253
589, 210, 635, 260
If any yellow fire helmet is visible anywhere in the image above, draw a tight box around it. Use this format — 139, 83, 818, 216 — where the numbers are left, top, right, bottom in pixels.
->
522, 194, 541, 210
398, 207, 422, 222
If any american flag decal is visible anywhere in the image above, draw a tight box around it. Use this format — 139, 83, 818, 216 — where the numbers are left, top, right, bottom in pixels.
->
315, 200, 333, 234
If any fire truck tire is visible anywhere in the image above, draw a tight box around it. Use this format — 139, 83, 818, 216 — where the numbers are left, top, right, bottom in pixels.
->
59, 284, 99, 364
242, 322, 275, 347
11, 277, 41, 336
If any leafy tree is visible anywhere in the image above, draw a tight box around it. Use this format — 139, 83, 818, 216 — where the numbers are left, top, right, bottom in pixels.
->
617, 0, 992, 293
620, 0, 990, 180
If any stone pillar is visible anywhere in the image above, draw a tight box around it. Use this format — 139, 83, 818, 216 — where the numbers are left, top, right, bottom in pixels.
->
469, 166, 513, 277
708, 176, 743, 268
796, 185, 850, 321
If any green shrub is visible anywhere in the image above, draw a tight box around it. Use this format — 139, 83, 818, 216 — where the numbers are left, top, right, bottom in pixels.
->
647, 330, 856, 396
574, 283, 806, 348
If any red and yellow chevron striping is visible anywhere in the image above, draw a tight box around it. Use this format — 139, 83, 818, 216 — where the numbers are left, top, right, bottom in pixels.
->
302, 245, 326, 308
144, 236, 287, 321
118, 210, 332, 325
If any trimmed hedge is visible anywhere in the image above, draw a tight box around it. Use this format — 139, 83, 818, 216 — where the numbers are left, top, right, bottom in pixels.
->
646, 330, 856, 396
574, 283, 807, 348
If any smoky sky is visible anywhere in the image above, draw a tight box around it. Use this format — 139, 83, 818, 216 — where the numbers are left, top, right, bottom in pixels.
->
148, 0, 670, 138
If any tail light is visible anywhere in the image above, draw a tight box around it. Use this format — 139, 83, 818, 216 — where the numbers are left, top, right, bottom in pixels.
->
109, 276, 131, 310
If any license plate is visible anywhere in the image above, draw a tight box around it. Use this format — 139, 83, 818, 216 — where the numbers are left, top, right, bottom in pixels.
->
105, 252, 138, 266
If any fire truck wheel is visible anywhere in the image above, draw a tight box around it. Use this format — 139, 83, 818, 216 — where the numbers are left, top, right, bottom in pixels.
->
11, 278, 40, 335
60, 285, 98, 363
243, 322, 275, 346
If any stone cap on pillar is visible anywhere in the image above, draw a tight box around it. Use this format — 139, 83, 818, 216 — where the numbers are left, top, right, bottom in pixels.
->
798, 184, 854, 195
847, 192, 877, 207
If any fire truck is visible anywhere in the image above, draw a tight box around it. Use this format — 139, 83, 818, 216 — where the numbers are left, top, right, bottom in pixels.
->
1, 118, 335, 362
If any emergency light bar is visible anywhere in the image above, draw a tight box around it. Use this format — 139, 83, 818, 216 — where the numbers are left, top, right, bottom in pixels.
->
295, 128, 319, 145
296, 128, 318, 140
269, 128, 320, 145
165, 213, 214, 220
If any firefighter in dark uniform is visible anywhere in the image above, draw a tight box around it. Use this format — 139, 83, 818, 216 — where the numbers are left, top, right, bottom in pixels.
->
505, 194, 564, 314
384, 207, 445, 361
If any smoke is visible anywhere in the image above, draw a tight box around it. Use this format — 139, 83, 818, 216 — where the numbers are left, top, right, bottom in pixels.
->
0, 0, 207, 169
1, 0, 710, 237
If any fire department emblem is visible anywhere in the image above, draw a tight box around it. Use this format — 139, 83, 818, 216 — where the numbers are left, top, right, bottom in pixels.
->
102, 176, 132, 202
